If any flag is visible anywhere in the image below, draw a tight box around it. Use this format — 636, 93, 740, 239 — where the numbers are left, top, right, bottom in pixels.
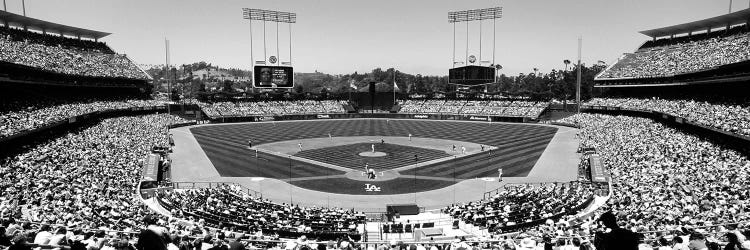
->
393, 82, 399, 91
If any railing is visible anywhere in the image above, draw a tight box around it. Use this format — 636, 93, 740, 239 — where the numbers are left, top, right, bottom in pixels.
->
547, 121, 580, 128
387, 214, 455, 226
167, 121, 197, 129
171, 181, 262, 198
193, 105, 549, 123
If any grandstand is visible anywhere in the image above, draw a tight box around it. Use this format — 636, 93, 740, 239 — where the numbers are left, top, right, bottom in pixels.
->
397, 100, 547, 119
0, 10, 151, 88
595, 8, 750, 87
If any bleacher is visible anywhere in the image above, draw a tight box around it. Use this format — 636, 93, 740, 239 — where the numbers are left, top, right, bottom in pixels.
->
197, 100, 348, 119
158, 185, 365, 240
397, 99, 548, 118
445, 182, 595, 233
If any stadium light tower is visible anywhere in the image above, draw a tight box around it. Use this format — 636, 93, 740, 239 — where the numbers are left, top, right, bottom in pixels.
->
449, 7, 502, 67
164, 38, 173, 128
243, 8, 297, 90
449, 7, 503, 88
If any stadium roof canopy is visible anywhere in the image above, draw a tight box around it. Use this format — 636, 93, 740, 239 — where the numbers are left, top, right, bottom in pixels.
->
639, 8, 750, 38
0, 10, 110, 40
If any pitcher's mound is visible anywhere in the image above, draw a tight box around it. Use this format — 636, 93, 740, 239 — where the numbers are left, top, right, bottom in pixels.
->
359, 151, 387, 157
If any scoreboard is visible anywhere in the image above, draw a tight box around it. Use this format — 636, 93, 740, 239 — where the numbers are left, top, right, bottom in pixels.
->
449, 65, 496, 85
254, 66, 294, 88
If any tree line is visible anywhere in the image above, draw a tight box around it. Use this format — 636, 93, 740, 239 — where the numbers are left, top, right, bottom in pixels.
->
146, 60, 608, 101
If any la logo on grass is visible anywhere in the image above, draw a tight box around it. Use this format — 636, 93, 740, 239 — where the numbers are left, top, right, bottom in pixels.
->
364, 183, 381, 192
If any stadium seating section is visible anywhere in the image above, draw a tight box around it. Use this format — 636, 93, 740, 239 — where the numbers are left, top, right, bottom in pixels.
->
0, 97, 166, 139
0, 26, 147, 79
556, 114, 750, 236
198, 100, 347, 118
398, 100, 548, 118
1, 114, 185, 232
158, 185, 365, 236
598, 25, 750, 79
586, 98, 750, 137
4, 107, 749, 248
445, 182, 595, 232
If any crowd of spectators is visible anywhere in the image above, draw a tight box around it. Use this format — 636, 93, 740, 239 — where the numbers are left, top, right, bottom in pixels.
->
0, 26, 113, 53
398, 100, 548, 118
0, 27, 148, 79
556, 113, 750, 242
0, 107, 748, 249
0, 97, 167, 139
158, 184, 365, 236
198, 100, 347, 118
585, 97, 750, 136
598, 28, 750, 79
0, 114, 191, 248
445, 182, 594, 233
0, 110, 367, 249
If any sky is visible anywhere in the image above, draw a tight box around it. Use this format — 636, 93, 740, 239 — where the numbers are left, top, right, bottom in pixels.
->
8, 0, 747, 76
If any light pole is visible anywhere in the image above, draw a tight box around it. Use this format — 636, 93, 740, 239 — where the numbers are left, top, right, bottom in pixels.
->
414, 154, 419, 203
488, 149, 492, 171
289, 155, 293, 205
453, 155, 457, 204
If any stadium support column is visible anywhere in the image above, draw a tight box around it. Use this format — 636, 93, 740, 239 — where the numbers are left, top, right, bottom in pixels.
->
576, 37, 582, 114
263, 20, 267, 62
465, 21, 469, 66
492, 13, 496, 66
453, 22, 456, 68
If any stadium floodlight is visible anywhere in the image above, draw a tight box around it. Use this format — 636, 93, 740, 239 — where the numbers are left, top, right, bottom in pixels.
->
242, 9, 297, 23
448, 7, 502, 23
242, 8, 297, 89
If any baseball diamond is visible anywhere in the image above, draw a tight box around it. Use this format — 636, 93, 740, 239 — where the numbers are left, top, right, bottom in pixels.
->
172, 119, 577, 205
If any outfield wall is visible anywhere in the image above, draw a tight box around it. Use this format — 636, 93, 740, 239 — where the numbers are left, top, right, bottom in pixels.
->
205, 112, 536, 124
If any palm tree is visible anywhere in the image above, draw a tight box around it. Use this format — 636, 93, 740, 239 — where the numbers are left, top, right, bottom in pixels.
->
494, 64, 503, 83
563, 59, 571, 71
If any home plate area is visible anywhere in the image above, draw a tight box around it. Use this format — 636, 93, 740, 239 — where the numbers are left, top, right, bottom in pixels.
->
284, 139, 488, 195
